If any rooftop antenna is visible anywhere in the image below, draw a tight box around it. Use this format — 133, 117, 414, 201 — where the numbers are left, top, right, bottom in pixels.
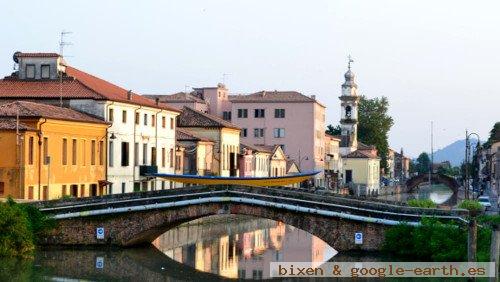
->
59, 30, 72, 58
58, 31, 72, 107
222, 73, 231, 85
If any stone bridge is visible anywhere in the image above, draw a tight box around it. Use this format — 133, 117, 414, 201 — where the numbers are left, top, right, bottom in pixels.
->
406, 173, 460, 193
36, 185, 467, 252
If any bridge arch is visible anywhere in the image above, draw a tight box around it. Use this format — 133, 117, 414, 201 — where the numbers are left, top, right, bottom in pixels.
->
42, 201, 386, 252
405, 173, 460, 193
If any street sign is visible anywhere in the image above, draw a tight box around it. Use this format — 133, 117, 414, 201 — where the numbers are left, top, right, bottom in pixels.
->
355, 232, 363, 244
96, 227, 105, 239
96, 257, 104, 269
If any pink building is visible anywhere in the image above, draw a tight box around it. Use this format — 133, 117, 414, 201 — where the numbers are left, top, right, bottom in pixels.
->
148, 88, 326, 187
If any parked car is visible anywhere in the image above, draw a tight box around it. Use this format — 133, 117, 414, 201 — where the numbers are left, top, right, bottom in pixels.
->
478, 196, 491, 210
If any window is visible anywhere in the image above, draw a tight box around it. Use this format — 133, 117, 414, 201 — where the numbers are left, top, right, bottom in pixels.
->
121, 182, 126, 194
26, 64, 35, 79
170, 148, 174, 168
223, 111, 231, 121
162, 148, 166, 167
152, 115, 156, 127
62, 185, 67, 197
254, 109, 265, 118
72, 139, 77, 165
70, 185, 78, 197
62, 138, 68, 165
122, 110, 127, 123
279, 144, 286, 152
345, 105, 352, 118
170, 118, 174, 129
275, 109, 285, 118
175, 155, 181, 171
43, 137, 49, 164
144, 114, 148, 125
241, 128, 247, 137
135, 112, 139, 125
28, 136, 34, 165
41, 64, 50, 79
121, 142, 129, 166
108, 108, 114, 122
134, 142, 139, 166
162, 116, 166, 128
237, 109, 248, 118
99, 141, 104, 165
80, 184, 85, 197
109, 141, 114, 167
28, 186, 34, 199
82, 140, 86, 165
91, 140, 96, 165
273, 128, 285, 138
151, 147, 157, 166
0, 182, 4, 196
254, 128, 264, 138
142, 144, 147, 165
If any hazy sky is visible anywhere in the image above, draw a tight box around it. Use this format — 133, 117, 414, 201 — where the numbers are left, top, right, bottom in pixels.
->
1, 1, 498, 157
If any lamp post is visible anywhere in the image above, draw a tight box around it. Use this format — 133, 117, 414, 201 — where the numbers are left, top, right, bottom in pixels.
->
465, 130, 480, 200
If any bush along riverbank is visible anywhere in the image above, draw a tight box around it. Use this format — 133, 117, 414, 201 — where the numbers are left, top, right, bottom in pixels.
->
0, 198, 55, 257
383, 217, 492, 261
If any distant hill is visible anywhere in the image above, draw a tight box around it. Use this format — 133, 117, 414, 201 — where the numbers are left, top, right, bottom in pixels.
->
432, 139, 478, 166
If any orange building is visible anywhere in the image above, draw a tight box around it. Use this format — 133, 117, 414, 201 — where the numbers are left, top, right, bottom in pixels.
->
0, 101, 108, 200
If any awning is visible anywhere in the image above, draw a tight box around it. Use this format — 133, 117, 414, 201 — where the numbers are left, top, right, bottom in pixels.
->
98, 180, 112, 187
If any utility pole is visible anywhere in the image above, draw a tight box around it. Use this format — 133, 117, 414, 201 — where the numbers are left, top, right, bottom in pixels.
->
465, 129, 469, 199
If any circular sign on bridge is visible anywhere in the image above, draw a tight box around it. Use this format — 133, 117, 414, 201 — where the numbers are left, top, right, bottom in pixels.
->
355, 232, 363, 244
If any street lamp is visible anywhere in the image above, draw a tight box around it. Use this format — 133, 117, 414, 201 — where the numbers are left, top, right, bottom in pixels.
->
465, 130, 480, 199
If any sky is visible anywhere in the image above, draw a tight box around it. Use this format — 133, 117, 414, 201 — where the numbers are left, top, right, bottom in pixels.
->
0, 0, 498, 157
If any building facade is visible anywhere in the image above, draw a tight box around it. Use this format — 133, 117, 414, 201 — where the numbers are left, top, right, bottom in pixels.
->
0, 101, 108, 200
0, 52, 180, 194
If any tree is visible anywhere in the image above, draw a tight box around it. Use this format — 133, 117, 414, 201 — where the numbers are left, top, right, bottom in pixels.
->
325, 124, 341, 135
484, 122, 500, 147
357, 96, 394, 171
416, 152, 430, 174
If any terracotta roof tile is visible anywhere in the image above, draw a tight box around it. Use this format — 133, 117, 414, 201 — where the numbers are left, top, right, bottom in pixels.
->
15, 52, 60, 58
229, 91, 322, 105
345, 149, 378, 159
241, 142, 273, 153
0, 118, 33, 130
144, 92, 206, 103
0, 78, 103, 99
177, 106, 240, 130
0, 101, 107, 124
176, 128, 214, 142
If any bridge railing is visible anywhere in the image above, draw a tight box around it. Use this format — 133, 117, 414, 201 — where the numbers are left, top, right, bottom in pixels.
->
37, 185, 469, 223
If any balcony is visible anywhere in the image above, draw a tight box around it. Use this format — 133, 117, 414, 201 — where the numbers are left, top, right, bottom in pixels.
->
139, 165, 158, 176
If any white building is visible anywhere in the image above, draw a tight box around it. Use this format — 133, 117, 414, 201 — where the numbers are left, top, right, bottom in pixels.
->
0, 52, 180, 193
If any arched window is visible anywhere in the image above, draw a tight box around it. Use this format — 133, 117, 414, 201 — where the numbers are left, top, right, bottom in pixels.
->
345, 106, 352, 118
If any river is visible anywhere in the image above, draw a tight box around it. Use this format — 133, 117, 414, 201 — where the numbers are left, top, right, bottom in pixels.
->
0, 186, 461, 281
376, 184, 456, 206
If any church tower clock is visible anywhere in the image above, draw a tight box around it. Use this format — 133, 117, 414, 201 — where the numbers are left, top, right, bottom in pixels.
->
339, 56, 360, 155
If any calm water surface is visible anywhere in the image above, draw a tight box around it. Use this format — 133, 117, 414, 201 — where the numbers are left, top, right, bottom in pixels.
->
377, 184, 455, 206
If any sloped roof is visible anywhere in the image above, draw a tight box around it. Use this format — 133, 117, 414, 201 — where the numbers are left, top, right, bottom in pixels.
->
229, 91, 323, 106
176, 128, 214, 142
177, 106, 240, 130
145, 92, 206, 103
241, 142, 273, 154
0, 101, 107, 124
286, 160, 300, 172
15, 52, 60, 58
358, 141, 376, 150
345, 150, 379, 159
0, 63, 179, 113
0, 118, 34, 131
325, 132, 341, 141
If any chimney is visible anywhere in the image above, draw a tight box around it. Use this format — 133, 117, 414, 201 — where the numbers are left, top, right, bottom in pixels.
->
127, 90, 132, 100
155, 97, 160, 106
311, 95, 316, 100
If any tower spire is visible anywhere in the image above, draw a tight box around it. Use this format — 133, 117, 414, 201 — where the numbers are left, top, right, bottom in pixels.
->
348, 55, 354, 70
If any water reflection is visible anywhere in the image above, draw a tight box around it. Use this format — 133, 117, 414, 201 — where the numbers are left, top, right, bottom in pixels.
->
377, 184, 455, 206
153, 215, 336, 279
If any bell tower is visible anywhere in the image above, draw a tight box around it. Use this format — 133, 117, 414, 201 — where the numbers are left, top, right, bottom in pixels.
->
339, 56, 360, 154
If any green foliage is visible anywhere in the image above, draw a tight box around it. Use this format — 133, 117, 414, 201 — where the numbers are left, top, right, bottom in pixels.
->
437, 165, 461, 177
415, 152, 430, 174
325, 124, 342, 135
0, 201, 34, 257
477, 214, 500, 226
383, 218, 493, 261
407, 199, 437, 208
0, 198, 54, 257
357, 96, 394, 172
484, 122, 500, 148
458, 200, 483, 213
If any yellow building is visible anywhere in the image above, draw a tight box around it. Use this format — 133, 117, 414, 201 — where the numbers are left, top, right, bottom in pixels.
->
177, 107, 240, 177
0, 101, 108, 200
343, 149, 380, 195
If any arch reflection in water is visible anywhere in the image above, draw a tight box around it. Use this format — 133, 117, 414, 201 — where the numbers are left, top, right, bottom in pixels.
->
152, 215, 336, 279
